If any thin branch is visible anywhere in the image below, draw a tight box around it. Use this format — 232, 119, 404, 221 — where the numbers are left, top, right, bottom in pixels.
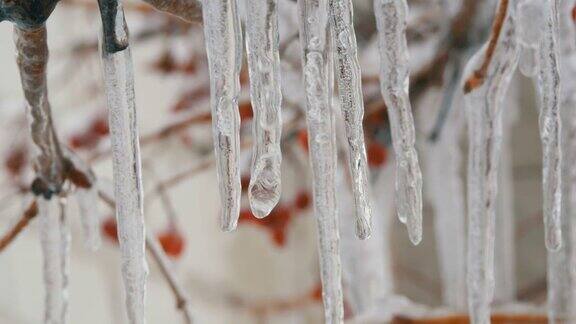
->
0, 200, 38, 252
463, 0, 510, 93
392, 313, 547, 323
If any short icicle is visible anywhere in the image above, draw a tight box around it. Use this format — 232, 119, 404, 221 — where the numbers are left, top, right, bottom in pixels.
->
97, 1, 148, 322
39, 198, 70, 324
201, 0, 243, 230
463, 1, 520, 323
374, 0, 423, 244
329, 0, 372, 239
244, 0, 283, 218
536, 0, 563, 252
297, 0, 343, 322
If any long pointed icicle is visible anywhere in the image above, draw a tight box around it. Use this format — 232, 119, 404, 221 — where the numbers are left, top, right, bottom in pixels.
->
547, 1, 576, 321
201, 0, 242, 231
536, 0, 563, 252
244, 0, 283, 218
297, 0, 343, 322
329, 0, 372, 239
463, 1, 520, 323
374, 0, 423, 245
38, 198, 70, 324
98, 2, 148, 323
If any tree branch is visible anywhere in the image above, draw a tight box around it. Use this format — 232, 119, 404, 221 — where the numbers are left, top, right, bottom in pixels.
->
0, 200, 38, 252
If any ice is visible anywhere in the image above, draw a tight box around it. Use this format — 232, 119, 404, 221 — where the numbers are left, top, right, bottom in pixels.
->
244, 0, 283, 218
39, 198, 70, 324
201, 0, 243, 231
99, 9, 148, 323
535, 0, 563, 252
464, 2, 520, 322
329, 0, 372, 239
75, 187, 102, 251
297, 0, 343, 322
374, 0, 423, 245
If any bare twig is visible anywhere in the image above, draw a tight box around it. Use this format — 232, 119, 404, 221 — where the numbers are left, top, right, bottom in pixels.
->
0, 200, 38, 252
463, 0, 510, 93
392, 313, 547, 323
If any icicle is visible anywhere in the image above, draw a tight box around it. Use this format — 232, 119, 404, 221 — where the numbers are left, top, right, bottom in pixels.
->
547, 1, 576, 322
201, 0, 243, 231
329, 0, 372, 239
98, 2, 147, 323
517, 0, 544, 77
374, 0, 423, 245
421, 89, 467, 310
244, 0, 283, 218
39, 198, 70, 324
297, 0, 343, 322
535, 0, 563, 252
463, 1, 520, 322
76, 187, 102, 251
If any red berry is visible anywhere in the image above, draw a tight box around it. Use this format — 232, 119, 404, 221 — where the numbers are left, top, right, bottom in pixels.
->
239, 102, 253, 122
294, 191, 311, 210
5, 148, 26, 177
241, 175, 251, 192
102, 217, 118, 243
90, 117, 109, 136
310, 283, 322, 302
158, 229, 185, 258
572, 5, 576, 22
298, 129, 309, 152
367, 142, 387, 167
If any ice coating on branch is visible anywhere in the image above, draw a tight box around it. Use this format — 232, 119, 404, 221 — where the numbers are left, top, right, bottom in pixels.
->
329, 0, 372, 239
99, 22, 148, 324
517, 0, 544, 77
76, 187, 102, 251
374, 0, 423, 245
297, 0, 343, 322
201, 0, 242, 230
244, 0, 283, 218
535, 0, 563, 252
39, 198, 70, 324
464, 2, 520, 323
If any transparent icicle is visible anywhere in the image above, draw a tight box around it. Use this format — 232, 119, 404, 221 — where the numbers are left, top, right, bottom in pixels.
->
329, 0, 372, 239
547, 1, 576, 322
421, 90, 466, 310
39, 198, 70, 324
244, 0, 283, 218
517, 0, 544, 77
374, 0, 423, 245
464, 1, 520, 323
98, 6, 148, 322
201, 0, 242, 231
536, 0, 563, 252
297, 0, 343, 322
76, 187, 102, 251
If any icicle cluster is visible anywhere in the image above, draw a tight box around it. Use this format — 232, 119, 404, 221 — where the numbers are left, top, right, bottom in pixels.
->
297, 0, 343, 322
201, 0, 243, 231
39, 198, 70, 324
98, 3, 148, 322
463, 1, 520, 322
244, 0, 283, 218
374, 0, 423, 245
329, 0, 372, 239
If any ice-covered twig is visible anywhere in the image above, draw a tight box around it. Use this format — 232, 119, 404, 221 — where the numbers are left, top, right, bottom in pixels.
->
374, 0, 423, 245
201, 0, 243, 231
463, 0, 520, 322
141, 0, 202, 24
244, 0, 283, 218
535, 0, 563, 252
14, 25, 67, 198
0, 200, 38, 252
329, 0, 372, 239
297, 0, 343, 322
98, 1, 148, 323
39, 197, 71, 324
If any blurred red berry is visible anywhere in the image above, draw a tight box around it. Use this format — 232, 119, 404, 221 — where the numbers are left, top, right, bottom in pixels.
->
238, 205, 293, 247
90, 117, 109, 136
152, 51, 177, 73
239, 102, 253, 122
298, 129, 309, 152
294, 191, 311, 210
572, 5, 576, 22
102, 217, 118, 243
241, 175, 250, 192
158, 229, 185, 258
367, 142, 387, 167
310, 282, 322, 302
5, 148, 27, 177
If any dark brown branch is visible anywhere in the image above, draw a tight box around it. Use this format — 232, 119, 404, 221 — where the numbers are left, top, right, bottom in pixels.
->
392, 313, 547, 324
0, 200, 38, 252
463, 0, 510, 93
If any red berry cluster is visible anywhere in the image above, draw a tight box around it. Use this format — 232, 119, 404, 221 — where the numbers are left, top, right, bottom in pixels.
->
69, 116, 109, 150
